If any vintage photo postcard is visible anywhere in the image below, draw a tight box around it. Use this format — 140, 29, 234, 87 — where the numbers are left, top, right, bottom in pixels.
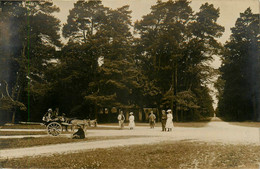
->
0, 0, 259, 168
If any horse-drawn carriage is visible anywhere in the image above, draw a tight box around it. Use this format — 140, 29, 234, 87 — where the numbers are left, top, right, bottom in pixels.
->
42, 113, 97, 136
42, 115, 67, 136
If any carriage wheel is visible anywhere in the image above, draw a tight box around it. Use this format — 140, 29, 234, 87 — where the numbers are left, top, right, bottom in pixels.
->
47, 122, 62, 136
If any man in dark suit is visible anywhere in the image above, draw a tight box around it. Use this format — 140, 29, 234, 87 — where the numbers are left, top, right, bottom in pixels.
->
149, 111, 156, 128
161, 110, 167, 131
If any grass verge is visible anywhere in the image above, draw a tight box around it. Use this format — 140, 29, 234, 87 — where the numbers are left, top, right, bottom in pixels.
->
0, 124, 45, 129
0, 135, 146, 150
173, 122, 209, 128
1, 141, 259, 168
0, 131, 46, 136
228, 122, 260, 128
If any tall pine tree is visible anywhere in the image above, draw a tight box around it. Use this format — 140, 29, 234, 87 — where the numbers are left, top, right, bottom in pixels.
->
135, 1, 223, 121
218, 8, 259, 121
0, 1, 61, 122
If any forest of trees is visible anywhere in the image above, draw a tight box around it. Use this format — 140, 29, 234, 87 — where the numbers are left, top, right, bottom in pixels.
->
0, 0, 258, 123
217, 8, 260, 121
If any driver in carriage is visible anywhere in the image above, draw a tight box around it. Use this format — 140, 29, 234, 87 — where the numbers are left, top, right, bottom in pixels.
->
42, 108, 53, 122
43, 108, 60, 122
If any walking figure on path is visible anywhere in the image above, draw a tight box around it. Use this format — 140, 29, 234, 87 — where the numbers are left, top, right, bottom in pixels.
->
161, 110, 167, 131
166, 109, 174, 131
128, 112, 135, 130
149, 111, 156, 128
118, 111, 125, 129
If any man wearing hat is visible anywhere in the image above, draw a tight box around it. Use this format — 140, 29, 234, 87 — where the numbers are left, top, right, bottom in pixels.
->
43, 108, 54, 122
117, 111, 125, 129
149, 111, 156, 128
161, 110, 167, 131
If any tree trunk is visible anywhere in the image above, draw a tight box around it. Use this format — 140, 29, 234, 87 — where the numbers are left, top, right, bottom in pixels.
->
3, 80, 16, 123
94, 102, 98, 120
91, 19, 94, 36
12, 111, 15, 124
252, 94, 257, 121
174, 65, 178, 122
157, 104, 161, 122
83, 30, 86, 43
181, 109, 183, 122
171, 71, 174, 114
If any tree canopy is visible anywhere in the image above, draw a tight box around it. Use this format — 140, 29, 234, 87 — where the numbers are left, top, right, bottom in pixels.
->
134, 0, 223, 120
0, 1, 61, 122
217, 8, 259, 121
3, 0, 249, 123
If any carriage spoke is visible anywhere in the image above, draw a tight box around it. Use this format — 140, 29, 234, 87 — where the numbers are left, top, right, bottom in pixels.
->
47, 122, 62, 136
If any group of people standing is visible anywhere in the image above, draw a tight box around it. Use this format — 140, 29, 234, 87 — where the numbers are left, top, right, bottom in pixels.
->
117, 111, 135, 130
117, 109, 174, 131
161, 109, 174, 131
43, 108, 60, 122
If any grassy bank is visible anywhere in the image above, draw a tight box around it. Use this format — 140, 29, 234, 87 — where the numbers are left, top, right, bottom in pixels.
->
0, 131, 47, 136
0, 135, 146, 150
173, 122, 209, 128
228, 122, 260, 128
0, 124, 45, 129
1, 141, 259, 168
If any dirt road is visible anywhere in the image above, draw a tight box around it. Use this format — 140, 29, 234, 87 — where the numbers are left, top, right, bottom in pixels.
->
0, 119, 259, 159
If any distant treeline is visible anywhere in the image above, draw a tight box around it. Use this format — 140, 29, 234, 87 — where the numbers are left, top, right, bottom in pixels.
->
0, 0, 259, 123
216, 8, 260, 121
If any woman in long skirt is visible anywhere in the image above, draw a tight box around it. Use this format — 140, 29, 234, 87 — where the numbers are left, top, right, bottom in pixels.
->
128, 112, 135, 130
166, 109, 174, 131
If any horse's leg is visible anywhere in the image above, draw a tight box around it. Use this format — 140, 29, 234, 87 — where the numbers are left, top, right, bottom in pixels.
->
71, 125, 74, 132
82, 124, 85, 132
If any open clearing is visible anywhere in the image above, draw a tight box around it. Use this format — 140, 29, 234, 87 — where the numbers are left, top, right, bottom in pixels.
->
0, 118, 260, 168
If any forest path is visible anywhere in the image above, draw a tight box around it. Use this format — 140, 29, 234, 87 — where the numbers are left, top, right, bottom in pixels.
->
1, 118, 259, 159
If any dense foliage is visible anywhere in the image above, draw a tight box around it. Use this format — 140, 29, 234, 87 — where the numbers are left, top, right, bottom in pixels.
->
0, 1, 61, 123
217, 8, 260, 121
134, 1, 223, 120
0, 0, 234, 123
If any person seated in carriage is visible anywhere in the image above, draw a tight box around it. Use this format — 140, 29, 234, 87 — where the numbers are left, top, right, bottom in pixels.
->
42, 108, 53, 122
42, 108, 61, 122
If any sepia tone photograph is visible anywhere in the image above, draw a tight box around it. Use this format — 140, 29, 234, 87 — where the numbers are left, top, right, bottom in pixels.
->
0, 0, 259, 168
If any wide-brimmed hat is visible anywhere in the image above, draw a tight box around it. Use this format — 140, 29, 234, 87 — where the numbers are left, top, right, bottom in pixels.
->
130, 112, 133, 115
167, 109, 172, 113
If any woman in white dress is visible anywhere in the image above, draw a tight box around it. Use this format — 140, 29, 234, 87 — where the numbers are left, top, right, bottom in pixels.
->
128, 112, 135, 130
166, 109, 174, 131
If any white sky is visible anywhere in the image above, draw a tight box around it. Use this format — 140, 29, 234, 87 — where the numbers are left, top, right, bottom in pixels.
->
52, 0, 259, 109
